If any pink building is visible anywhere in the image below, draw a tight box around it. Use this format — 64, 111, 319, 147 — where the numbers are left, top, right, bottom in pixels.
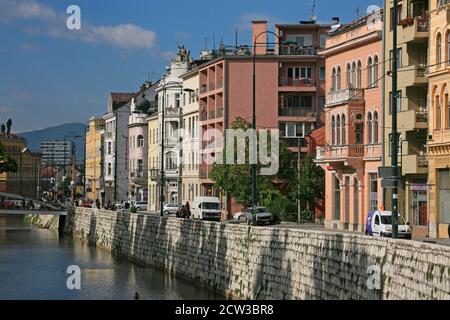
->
199, 20, 330, 215
315, 14, 383, 231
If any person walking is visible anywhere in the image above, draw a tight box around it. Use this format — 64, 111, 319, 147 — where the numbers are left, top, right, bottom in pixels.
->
95, 199, 101, 209
185, 201, 191, 219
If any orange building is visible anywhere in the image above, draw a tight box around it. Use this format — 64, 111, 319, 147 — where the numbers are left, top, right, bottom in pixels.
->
315, 14, 383, 231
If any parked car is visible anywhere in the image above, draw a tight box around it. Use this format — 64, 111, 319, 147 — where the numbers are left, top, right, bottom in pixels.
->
134, 201, 148, 211
234, 207, 274, 225
163, 203, 181, 215
191, 197, 222, 221
365, 210, 412, 239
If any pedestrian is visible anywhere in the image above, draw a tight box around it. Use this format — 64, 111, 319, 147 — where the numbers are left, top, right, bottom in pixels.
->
95, 199, 101, 209
180, 205, 186, 218
185, 201, 191, 219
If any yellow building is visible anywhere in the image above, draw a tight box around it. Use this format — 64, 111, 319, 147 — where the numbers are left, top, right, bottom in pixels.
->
427, 1, 450, 239
383, 0, 429, 237
85, 117, 105, 202
147, 113, 159, 212
0, 133, 41, 198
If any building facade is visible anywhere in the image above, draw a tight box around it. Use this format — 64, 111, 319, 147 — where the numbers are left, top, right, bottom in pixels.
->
383, 0, 429, 236
40, 140, 72, 168
0, 134, 41, 198
103, 92, 133, 203
147, 113, 159, 211
198, 20, 329, 215
181, 68, 201, 205
427, 0, 450, 239
315, 14, 383, 231
85, 117, 105, 202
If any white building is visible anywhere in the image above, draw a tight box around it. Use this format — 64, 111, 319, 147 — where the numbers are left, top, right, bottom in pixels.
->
40, 140, 72, 167
103, 92, 133, 202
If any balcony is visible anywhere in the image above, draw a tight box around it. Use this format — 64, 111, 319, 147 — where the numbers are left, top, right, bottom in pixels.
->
279, 77, 316, 88
209, 110, 216, 120
315, 145, 364, 164
326, 88, 365, 107
398, 109, 428, 131
209, 82, 215, 91
398, 16, 429, 43
105, 132, 114, 139
164, 137, 179, 147
398, 66, 427, 88
278, 107, 315, 117
165, 108, 181, 118
364, 144, 382, 159
200, 84, 208, 94
217, 79, 223, 89
130, 170, 147, 182
217, 107, 223, 118
279, 45, 316, 56
149, 169, 159, 181
402, 154, 428, 175
165, 168, 180, 178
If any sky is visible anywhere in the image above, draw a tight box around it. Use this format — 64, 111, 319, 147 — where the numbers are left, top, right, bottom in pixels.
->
0, 0, 383, 132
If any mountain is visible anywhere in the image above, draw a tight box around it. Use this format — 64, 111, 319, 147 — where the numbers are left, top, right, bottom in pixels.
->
18, 123, 86, 164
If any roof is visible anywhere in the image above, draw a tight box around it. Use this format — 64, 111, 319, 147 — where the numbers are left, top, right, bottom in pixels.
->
110, 92, 135, 102
329, 10, 383, 36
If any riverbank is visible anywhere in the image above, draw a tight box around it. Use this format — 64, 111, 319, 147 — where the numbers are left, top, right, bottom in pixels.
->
64, 207, 450, 300
24, 214, 59, 230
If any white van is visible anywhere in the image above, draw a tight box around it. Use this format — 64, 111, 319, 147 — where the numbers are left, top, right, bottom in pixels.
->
191, 197, 222, 221
365, 210, 412, 239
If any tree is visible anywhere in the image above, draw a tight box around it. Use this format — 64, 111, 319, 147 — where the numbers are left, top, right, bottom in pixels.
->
1, 124, 5, 134
0, 142, 18, 173
6, 119, 12, 134
210, 117, 294, 210
289, 153, 324, 213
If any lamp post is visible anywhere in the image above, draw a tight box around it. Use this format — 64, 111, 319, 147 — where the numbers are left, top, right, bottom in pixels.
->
20, 147, 28, 199
158, 80, 194, 217
64, 134, 82, 199
252, 31, 294, 224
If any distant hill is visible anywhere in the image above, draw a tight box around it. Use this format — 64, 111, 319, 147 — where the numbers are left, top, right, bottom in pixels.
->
18, 123, 86, 164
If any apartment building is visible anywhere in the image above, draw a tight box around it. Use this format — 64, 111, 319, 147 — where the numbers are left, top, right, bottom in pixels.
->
85, 117, 105, 202
427, 0, 450, 239
40, 140, 71, 167
147, 113, 159, 212
102, 92, 133, 203
199, 20, 330, 215
181, 68, 201, 205
383, 0, 429, 236
315, 13, 383, 231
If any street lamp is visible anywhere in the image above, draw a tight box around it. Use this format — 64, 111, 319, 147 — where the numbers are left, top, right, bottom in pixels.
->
251, 31, 296, 224
158, 79, 193, 217
20, 147, 29, 199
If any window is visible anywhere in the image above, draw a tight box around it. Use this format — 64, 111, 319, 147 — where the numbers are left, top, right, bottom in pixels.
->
367, 112, 373, 144
446, 93, 450, 129
355, 123, 363, 145
287, 66, 312, 79
320, 34, 327, 48
175, 93, 181, 108
373, 55, 379, 86
331, 68, 336, 91
137, 159, 143, 174
346, 63, 351, 88
351, 62, 357, 87
389, 91, 402, 114
369, 173, 378, 211
333, 176, 341, 220
336, 66, 342, 90
437, 33, 442, 67
368, 57, 373, 87
285, 95, 313, 108
341, 115, 346, 145
357, 61, 362, 88
331, 116, 336, 145
336, 115, 341, 145
107, 163, 112, 176
282, 122, 308, 138
439, 169, 450, 223
107, 141, 112, 155
389, 5, 401, 31
320, 67, 326, 80
436, 95, 442, 129
137, 135, 144, 148
389, 48, 402, 70
373, 111, 379, 143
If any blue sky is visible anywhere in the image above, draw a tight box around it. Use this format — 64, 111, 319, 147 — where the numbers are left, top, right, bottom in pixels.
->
0, 0, 382, 132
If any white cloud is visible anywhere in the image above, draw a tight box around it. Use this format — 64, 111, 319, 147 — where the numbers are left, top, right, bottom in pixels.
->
0, 0, 157, 50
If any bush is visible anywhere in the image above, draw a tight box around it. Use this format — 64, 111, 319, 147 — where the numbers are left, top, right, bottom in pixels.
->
299, 210, 315, 223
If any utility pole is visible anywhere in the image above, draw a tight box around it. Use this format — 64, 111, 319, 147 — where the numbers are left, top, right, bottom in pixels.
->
391, 0, 399, 238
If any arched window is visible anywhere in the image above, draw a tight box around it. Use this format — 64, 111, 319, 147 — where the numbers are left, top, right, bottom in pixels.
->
357, 60, 362, 88
331, 116, 336, 145
368, 57, 373, 87
367, 112, 373, 144
436, 95, 441, 130
346, 63, 351, 88
446, 92, 450, 129
137, 135, 144, 147
336, 115, 341, 145
373, 55, 379, 85
447, 31, 450, 66
341, 114, 346, 145
331, 67, 336, 91
352, 62, 357, 86
373, 111, 379, 143
437, 33, 442, 67
336, 66, 342, 90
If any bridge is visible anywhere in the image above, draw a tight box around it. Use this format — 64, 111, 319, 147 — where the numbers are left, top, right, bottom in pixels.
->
0, 192, 68, 216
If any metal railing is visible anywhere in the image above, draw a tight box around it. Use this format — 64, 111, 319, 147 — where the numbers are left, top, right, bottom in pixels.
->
278, 107, 315, 117
165, 108, 181, 117
327, 88, 364, 106
130, 170, 147, 179
279, 77, 316, 87
280, 45, 316, 56
316, 144, 365, 160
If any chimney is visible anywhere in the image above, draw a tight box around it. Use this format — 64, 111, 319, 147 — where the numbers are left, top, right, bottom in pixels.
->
332, 17, 340, 25
252, 20, 267, 55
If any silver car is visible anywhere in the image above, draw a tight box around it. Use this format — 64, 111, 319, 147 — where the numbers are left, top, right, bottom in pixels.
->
245, 207, 274, 225
163, 203, 181, 215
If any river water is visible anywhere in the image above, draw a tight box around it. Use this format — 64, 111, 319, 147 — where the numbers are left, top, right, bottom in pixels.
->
0, 215, 223, 300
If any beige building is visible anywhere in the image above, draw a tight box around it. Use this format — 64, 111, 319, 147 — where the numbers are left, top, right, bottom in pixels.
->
427, 0, 450, 239
85, 117, 105, 202
147, 113, 159, 212
181, 68, 201, 206
383, 0, 429, 237
0, 133, 41, 198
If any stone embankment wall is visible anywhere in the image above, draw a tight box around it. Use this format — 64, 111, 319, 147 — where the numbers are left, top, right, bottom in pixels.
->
25, 214, 59, 230
65, 207, 450, 300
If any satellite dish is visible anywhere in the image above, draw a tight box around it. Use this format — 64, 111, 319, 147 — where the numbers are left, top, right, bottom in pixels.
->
311, 15, 317, 22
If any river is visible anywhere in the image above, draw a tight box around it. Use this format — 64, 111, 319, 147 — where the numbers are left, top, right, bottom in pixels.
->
0, 215, 224, 300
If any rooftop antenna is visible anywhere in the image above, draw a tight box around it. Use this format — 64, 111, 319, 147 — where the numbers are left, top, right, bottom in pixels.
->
356, 5, 360, 19
235, 28, 238, 48
305, 0, 317, 22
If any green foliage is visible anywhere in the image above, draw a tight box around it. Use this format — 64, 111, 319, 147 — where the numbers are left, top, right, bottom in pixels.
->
0, 142, 18, 173
6, 119, 12, 134
1, 124, 5, 134
289, 153, 324, 211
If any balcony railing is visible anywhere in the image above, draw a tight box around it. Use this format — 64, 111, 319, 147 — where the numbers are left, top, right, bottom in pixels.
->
279, 77, 316, 87
416, 110, 428, 123
326, 88, 364, 106
200, 84, 208, 94
364, 144, 382, 158
130, 170, 147, 179
278, 107, 315, 117
149, 169, 159, 181
209, 110, 216, 120
217, 79, 223, 89
209, 82, 215, 91
217, 107, 223, 118
280, 45, 316, 56
316, 145, 365, 161
105, 132, 114, 139
165, 108, 181, 117
200, 110, 208, 121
